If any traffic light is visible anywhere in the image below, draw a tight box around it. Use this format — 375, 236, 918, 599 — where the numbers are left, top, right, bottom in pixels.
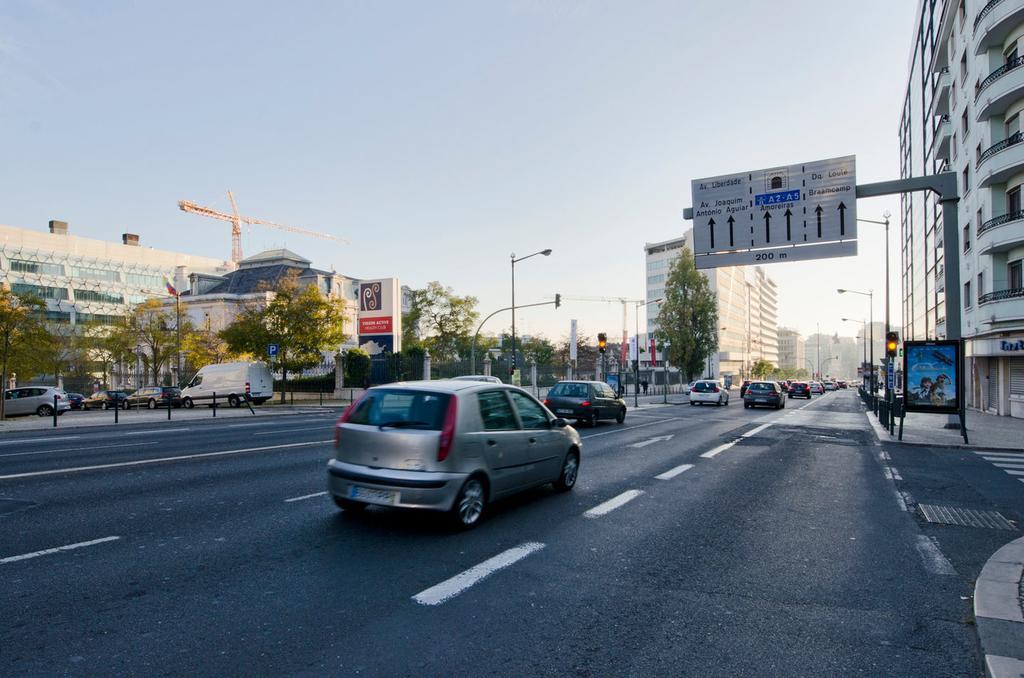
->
554, 293, 561, 309
885, 331, 899, 358
597, 333, 607, 353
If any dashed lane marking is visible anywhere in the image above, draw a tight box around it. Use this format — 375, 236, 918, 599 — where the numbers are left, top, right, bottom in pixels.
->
284, 491, 327, 503
583, 490, 644, 518
1, 536, 121, 565
655, 463, 694, 480
0, 441, 160, 458
0, 436, 81, 446
914, 534, 957, 575
700, 440, 738, 459
413, 542, 545, 606
124, 428, 191, 436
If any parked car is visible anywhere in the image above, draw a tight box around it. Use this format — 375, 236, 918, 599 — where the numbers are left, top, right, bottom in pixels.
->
787, 381, 812, 399
82, 390, 129, 410
543, 380, 626, 426
739, 379, 752, 397
682, 382, 696, 394
327, 380, 582, 528
2, 386, 71, 417
809, 381, 825, 395
688, 380, 729, 406
181, 361, 273, 408
126, 386, 183, 409
451, 375, 502, 383
743, 381, 786, 409
66, 392, 85, 410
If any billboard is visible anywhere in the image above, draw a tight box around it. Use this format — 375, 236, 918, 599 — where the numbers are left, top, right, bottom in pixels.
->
902, 340, 962, 414
357, 278, 402, 356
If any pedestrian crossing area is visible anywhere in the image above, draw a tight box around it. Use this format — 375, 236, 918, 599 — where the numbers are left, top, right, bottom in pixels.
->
975, 451, 1024, 483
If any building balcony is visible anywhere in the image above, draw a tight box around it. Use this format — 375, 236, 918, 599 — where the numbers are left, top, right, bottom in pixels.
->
931, 115, 952, 161
978, 213, 1024, 254
931, 68, 952, 117
976, 58, 1024, 121
978, 131, 1024, 187
979, 287, 1024, 305
974, 0, 1024, 55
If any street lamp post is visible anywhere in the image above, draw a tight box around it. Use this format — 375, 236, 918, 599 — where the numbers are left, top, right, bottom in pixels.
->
510, 249, 552, 383
838, 289, 874, 392
634, 298, 662, 408
842, 318, 867, 386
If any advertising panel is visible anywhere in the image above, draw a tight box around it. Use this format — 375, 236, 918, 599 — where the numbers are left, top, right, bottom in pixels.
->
357, 278, 402, 357
902, 340, 962, 414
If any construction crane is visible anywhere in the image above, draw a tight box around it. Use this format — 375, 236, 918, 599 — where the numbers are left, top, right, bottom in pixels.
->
178, 190, 349, 264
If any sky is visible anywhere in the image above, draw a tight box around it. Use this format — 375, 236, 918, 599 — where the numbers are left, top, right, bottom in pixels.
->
0, 0, 918, 344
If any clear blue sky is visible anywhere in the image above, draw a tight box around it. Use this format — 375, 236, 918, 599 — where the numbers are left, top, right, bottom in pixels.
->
0, 0, 917, 343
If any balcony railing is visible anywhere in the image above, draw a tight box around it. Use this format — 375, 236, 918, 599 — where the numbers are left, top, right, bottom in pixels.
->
979, 287, 1024, 304
975, 0, 1006, 31
976, 55, 1024, 100
978, 209, 1024, 236
979, 130, 1024, 164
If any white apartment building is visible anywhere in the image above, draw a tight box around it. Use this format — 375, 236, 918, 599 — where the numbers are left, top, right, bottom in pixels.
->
778, 328, 806, 371
0, 220, 232, 326
645, 231, 780, 381
901, 0, 1024, 417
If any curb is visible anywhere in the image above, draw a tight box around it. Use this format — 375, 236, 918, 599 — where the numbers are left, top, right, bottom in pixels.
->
974, 536, 1024, 678
864, 410, 1023, 452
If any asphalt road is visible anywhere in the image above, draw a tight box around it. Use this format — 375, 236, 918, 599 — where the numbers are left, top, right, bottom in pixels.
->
0, 391, 990, 676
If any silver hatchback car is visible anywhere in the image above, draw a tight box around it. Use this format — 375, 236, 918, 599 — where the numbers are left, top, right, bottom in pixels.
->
327, 381, 582, 528
3, 386, 71, 417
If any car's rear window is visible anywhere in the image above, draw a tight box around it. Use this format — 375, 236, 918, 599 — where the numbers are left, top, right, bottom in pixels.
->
748, 383, 774, 393
693, 382, 717, 392
548, 383, 589, 398
346, 389, 451, 430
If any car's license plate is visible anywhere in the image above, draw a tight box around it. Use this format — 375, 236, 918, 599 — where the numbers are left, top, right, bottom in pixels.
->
756, 398, 767, 403
556, 409, 573, 415
349, 485, 399, 505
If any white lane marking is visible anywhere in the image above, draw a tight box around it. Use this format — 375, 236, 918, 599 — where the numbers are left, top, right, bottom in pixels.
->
0, 441, 160, 458
412, 542, 545, 606
914, 535, 956, 576
254, 427, 332, 436
1000, 469, 1024, 476
890, 467, 903, 481
879, 451, 891, 461
701, 440, 738, 459
1, 536, 121, 565
655, 463, 694, 480
979, 454, 1024, 461
882, 467, 895, 480
584, 490, 644, 518
0, 436, 81, 446
628, 435, 674, 449
0, 440, 334, 480
741, 423, 772, 438
581, 419, 675, 439
124, 428, 191, 436
284, 491, 327, 503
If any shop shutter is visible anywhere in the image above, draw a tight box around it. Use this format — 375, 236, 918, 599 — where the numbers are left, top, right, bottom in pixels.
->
987, 360, 1001, 410
1010, 358, 1024, 396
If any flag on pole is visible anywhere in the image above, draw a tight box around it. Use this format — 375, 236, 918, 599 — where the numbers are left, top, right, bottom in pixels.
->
165, 279, 178, 297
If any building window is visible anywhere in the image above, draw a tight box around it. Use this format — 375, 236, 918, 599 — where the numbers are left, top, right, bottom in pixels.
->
962, 165, 970, 194
964, 281, 971, 307
1006, 43, 1019, 64
9, 259, 64, 276
73, 289, 124, 304
11, 283, 69, 300
1009, 186, 1021, 215
960, 50, 968, 83
964, 218, 971, 252
958, 0, 966, 28
976, 143, 983, 166
72, 266, 121, 283
1011, 260, 1023, 290
978, 272, 984, 303
961, 108, 969, 137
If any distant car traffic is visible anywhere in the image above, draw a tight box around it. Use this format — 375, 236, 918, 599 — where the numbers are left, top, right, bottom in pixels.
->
451, 375, 502, 383
824, 381, 838, 391
743, 381, 786, 409
544, 380, 626, 426
837, 380, 848, 389
83, 390, 129, 410
739, 380, 752, 397
126, 386, 183, 409
2, 386, 71, 417
809, 382, 825, 395
688, 380, 729, 406
327, 380, 582, 528
787, 381, 812, 399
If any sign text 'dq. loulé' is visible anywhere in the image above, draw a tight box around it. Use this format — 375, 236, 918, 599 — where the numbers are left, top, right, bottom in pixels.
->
690, 155, 857, 269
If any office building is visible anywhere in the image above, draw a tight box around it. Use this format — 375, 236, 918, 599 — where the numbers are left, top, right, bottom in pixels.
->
900, 0, 1024, 417
778, 328, 806, 371
645, 231, 780, 380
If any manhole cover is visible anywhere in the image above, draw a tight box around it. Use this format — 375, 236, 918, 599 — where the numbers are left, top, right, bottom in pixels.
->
918, 504, 1017, 531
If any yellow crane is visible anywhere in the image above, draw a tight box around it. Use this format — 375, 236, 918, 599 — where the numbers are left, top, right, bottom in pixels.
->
178, 190, 348, 264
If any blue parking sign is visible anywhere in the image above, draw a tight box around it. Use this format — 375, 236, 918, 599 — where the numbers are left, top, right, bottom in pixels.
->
268, 343, 279, 358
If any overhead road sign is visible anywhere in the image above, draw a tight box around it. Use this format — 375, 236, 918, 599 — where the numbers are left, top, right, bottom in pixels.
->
688, 155, 857, 269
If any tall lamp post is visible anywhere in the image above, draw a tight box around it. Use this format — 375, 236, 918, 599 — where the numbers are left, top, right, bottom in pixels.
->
510, 249, 552, 383
838, 289, 874, 391
633, 298, 662, 408
842, 318, 867, 385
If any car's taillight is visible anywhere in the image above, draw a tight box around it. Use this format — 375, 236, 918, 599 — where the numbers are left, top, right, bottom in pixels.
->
543, 399, 550, 406
334, 394, 366, 447
580, 400, 591, 407
437, 396, 458, 462
711, 386, 719, 392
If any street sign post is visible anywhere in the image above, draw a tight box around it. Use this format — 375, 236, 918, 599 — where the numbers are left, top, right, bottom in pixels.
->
268, 343, 279, 359
886, 360, 894, 390
690, 155, 857, 269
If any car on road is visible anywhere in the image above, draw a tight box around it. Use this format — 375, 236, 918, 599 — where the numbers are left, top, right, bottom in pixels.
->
809, 381, 825, 395
787, 381, 812, 399
82, 390, 129, 410
543, 380, 626, 426
451, 375, 502, 383
743, 381, 786, 409
327, 380, 582, 528
837, 380, 848, 389
181, 361, 273, 408
66, 392, 85, 410
739, 379, 752, 397
688, 380, 729, 406
824, 381, 837, 391
2, 386, 71, 417
126, 386, 183, 409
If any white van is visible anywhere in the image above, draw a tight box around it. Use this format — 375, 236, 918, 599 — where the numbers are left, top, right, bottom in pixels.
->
181, 361, 274, 408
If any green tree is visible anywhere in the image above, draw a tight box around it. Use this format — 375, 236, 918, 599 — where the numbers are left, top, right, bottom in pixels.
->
519, 335, 556, 365
750, 359, 775, 379
181, 324, 239, 378
655, 248, 719, 382
554, 331, 600, 377
344, 348, 371, 387
119, 299, 179, 385
0, 289, 47, 419
407, 282, 479, 361
220, 273, 347, 402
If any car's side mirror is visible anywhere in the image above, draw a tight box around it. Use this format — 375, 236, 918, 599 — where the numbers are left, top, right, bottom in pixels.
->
551, 418, 568, 428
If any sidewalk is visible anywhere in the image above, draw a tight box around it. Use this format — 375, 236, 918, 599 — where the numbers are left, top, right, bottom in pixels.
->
974, 536, 1024, 678
866, 406, 1024, 451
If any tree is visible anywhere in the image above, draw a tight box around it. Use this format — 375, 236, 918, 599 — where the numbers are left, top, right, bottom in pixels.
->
750, 359, 775, 379
554, 331, 600, 376
344, 348, 371, 387
406, 282, 479, 361
519, 335, 556, 365
118, 299, 178, 385
655, 248, 719, 382
220, 273, 347, 402
37, 324, 92, 389
0, 289, 47, 419
181, 325, 239, 377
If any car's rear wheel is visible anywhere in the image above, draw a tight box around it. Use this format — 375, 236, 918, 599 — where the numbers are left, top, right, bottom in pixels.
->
553, 450, 579, 492
332, 496, 366, 512
616, 408, 626, 424
183, 397, 194, 409
148, 399, 157, 410
587, 411, 598, 427
37, 404, 54, 417
228, 394, 240, 408
101, 402, 109, 411
451, 477, 486, 529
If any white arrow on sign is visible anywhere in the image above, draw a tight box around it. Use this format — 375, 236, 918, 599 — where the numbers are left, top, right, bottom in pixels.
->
628, 435, 674, 449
